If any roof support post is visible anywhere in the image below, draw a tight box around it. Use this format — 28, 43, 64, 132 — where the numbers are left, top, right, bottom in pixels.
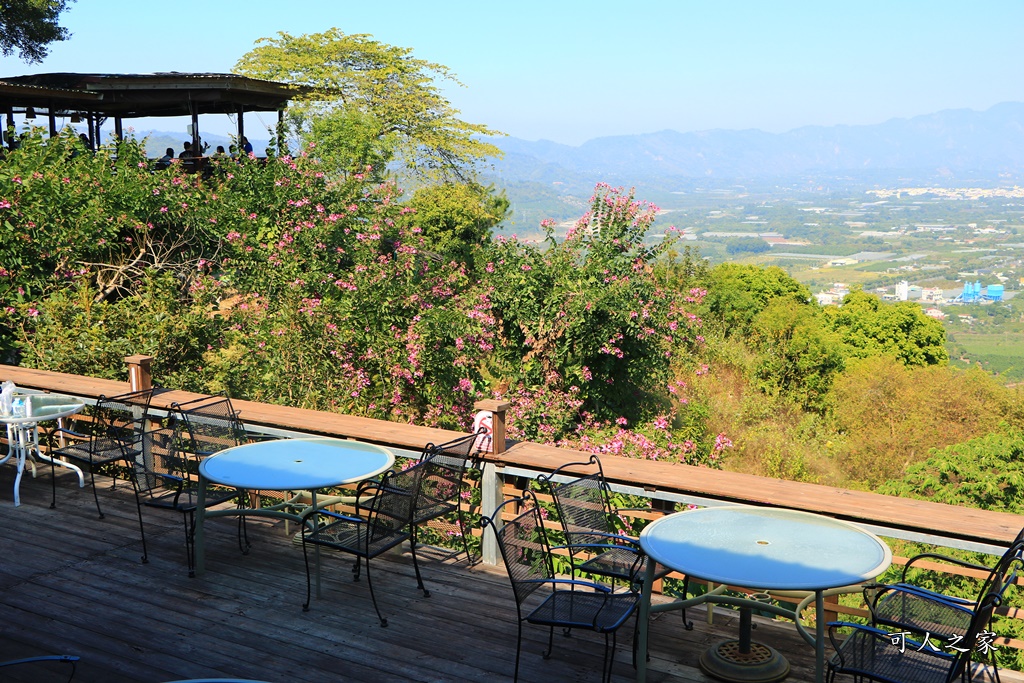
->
277, 108, 286, 155
191, 109, 200, 155
114, 116, 123, 141
4, 109, 12, 149
237, 104, 244, 153
87, 114, 95, 150
47, 109, 56, 137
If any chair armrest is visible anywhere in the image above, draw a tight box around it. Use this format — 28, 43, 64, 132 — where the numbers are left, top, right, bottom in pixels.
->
0, 654, 80, 668
555, 541, 641, 554
564, 532, 642, 548
902, 552, 993, 582
868, 583, 975, 615
300, 507, 363, 524
44, 426, 88, 441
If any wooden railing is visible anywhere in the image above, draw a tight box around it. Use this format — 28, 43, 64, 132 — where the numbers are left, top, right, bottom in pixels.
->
4, 359, 1024, 656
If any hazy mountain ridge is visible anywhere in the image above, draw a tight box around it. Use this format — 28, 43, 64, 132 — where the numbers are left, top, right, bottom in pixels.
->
487, 102, 1024, 184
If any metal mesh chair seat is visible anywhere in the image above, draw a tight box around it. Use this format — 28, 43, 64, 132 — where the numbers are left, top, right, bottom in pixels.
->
581, 540, 643, 581
527, 588, 638, 632
870, 586, 973, 640
51, 437, 120, 464
829, 626, 957, 683
305, 514, 410, 558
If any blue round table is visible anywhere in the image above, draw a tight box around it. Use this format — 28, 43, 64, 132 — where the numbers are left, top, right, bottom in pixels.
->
637, 506, 892, 683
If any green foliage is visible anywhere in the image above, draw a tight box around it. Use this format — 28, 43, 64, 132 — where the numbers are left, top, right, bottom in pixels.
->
233, 28, 503, 180
830, 357, 1005, 485
701, 263, 813, 338
407, 182, 509, 270
750, 299, 846, 412
8, 274, 214, 387
821, 289, 948, 366
878, 425, 1024, 512
0, 0, 73, 63
725, 237, 771, 255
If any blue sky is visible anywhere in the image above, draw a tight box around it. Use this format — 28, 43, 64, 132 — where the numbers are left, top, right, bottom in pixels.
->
6, 0, 1024, 145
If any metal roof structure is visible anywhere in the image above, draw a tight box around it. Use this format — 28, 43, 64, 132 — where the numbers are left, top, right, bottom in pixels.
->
0, 72, 302, 117
0, 72, 306, 152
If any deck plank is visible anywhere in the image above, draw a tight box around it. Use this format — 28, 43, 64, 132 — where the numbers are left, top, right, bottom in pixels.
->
0, 463, 1009, 683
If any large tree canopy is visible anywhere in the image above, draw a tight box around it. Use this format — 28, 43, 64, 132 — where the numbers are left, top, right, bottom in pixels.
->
0, 0, 73, 63
233, 28, 502, 180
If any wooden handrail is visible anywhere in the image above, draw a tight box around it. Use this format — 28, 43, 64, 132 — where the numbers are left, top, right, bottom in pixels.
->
3, 362, 1021, 548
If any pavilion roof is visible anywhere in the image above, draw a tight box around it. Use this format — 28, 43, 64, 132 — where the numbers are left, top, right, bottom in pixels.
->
0, 72, 305, 118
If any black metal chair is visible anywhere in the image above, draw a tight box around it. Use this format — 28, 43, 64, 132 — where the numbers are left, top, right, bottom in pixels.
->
481, 490, 639, 683
538, 454, 689, 626
171, 394, 250, 457
44, 387, 153, 516
125, 414, 245, 576
300, 465, 422, 626
0, 654, 79, 682
828, 552, 1021, 683
864, 529, 1024, 682
410, 431, 482, 567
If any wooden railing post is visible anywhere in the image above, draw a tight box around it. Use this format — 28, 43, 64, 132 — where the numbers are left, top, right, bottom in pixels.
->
473, 399, 510, 566
473, 399, 509, 454
480, 461, 503, 566
124, 355, 153, 392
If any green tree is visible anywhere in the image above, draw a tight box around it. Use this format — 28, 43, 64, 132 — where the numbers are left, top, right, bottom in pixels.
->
879, 425, 1024, 512
406, 182, 509, 269
830, 358, 1004, 485
233, 28, 502, 180
0, 0, 73, 63
750, 299, 846, 412
821, 289, 948, 366
701, 263, 813, 338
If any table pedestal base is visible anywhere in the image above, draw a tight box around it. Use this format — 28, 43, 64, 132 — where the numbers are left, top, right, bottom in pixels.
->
699, 640, 790, 683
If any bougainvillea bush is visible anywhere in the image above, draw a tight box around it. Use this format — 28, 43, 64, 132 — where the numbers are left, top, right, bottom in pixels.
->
0, 130, 724, 465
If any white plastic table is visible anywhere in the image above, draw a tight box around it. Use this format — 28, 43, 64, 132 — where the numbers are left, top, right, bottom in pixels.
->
194, 437, 395, 575
0, 392, 86, 506
636, 506, 892, 683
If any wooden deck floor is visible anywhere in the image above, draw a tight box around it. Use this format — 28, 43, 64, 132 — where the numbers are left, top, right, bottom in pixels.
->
0, 465, 871, 682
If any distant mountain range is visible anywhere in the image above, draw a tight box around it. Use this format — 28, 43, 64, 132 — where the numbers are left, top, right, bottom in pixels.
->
484, 102, 1024, 187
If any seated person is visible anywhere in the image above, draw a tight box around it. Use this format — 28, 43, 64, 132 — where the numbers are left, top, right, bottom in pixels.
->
178, 141, 194, 159
155, 147, 175, 169
211, 145, 228, 159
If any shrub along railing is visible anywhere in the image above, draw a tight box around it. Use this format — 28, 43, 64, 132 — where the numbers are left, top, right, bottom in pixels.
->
3, 358, 1024, 663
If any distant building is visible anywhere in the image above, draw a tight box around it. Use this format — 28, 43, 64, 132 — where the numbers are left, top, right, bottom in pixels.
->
895, 281, 909, 301
827, 257, 859, 267
924, 308, 946, 320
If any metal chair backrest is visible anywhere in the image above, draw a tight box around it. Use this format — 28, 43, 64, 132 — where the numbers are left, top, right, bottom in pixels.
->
129, 416, 194, 503
364, 467, 419, 548
947, 554, 1022, 682
93, 388, 154, 457
172, 395, 246, 457
414, 432, 480, 524
482, 490, 553, 610
540, 454, 616, 548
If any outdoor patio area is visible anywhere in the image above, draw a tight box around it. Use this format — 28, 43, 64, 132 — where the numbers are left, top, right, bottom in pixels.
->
0, 465, 833, 683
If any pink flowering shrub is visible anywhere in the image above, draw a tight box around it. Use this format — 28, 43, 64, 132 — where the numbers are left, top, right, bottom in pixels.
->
1, 134, 728, 463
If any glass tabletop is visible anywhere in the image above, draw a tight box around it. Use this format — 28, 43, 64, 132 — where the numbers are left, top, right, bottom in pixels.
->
640, 505, 892, 591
